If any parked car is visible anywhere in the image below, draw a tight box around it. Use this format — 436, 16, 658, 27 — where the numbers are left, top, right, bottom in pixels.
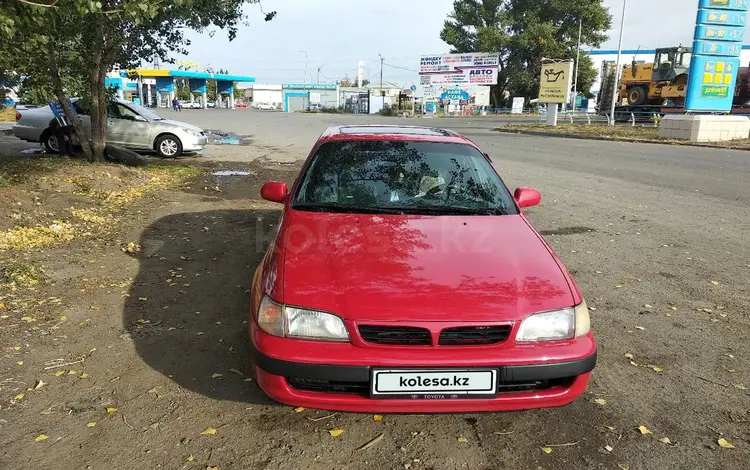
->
206, 101, 216, 108
13, 98, 207, 158
255, 102, 275, 110
235, 102, 248, 109
248, 125, 596, 413
179, 100, 203, 109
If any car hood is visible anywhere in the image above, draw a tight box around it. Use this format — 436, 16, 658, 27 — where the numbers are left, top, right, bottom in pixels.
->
280, 211, 574, 322
155, 119, 204, 133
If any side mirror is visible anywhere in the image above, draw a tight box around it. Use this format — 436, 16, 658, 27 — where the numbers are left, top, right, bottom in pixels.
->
134, 115, 147, 122
261, 181, 288, 203
514, 187, 541, 208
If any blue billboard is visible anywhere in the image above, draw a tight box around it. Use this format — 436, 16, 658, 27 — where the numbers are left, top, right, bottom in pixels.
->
685, 0, 750, 112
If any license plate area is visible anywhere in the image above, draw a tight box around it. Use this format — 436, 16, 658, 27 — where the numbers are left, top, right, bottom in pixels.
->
370, 368, 498, 399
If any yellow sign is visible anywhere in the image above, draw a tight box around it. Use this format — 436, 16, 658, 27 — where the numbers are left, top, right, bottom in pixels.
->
539, 61, 572, 103
177, 60, 200, 70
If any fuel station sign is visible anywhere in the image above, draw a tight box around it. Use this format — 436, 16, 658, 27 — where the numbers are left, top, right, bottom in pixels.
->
685, 0, 750, 112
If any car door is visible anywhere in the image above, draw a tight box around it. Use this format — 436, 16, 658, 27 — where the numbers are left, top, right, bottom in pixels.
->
107, 103, 151, 149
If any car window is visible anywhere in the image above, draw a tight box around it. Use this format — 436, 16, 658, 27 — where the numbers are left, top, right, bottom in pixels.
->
108, 103, 141, 121
292, 140, 517, 215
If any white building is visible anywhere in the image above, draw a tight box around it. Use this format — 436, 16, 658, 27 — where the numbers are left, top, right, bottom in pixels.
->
588, 45, 750, 96
251, 84, 283, 106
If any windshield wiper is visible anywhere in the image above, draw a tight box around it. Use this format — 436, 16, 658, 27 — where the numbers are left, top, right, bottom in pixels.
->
292, 202, 406, 214
398, 205, 507, 216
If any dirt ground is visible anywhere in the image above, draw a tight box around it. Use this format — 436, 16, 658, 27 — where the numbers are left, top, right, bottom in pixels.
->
0, 125, 748, 470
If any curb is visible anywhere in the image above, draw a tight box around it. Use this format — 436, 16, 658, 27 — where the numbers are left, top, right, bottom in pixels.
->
493, 128, 750, 152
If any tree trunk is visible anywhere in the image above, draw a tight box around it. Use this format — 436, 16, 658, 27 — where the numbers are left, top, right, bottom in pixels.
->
88, 21, 108, 162
47, 49, 93, 161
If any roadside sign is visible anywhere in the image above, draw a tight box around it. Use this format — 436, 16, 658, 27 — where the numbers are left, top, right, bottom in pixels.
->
475, 87, 491, 107
410, 84, 417, 92
419, 53, 499, 86
309, 92, 321, 104
439, 88, 470, 102
538, 60, 573, 104
686, 0, 749, 111
511, 97, 525, 114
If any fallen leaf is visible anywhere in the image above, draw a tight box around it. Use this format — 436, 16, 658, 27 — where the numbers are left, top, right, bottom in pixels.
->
294, 407, 305, 413
734, 383, 748, 390
106, 407, 117, 414
724, 354, 735, 359
644, 304, 653, 309
200, 427, 217, 436
33, 380, 46, 390
86, 422, 96, 427
717, 438, 734, 449
649, 365, 665, 373
59, 315, 67, 321
638, 425, 652, 435
80, 373, 89, 379
67, 370, 78, 375
55, 371, 65, 377
711, 281, 720, 285
35, 434, 49, 442
624, 353, 634, 360
229, 368, 244, 376
138, 297, 148, 302
635, 326, 645, 331
617, 465, 630, 470
207, 467, 219, 470
20, 316, 36, 322
615, 285, 623, 288
211, 373, 223, 379
15, 393, 24, 400
594, 398, 607, 406
16, 361, 23, 365
659, 437, 674, 445
186, 455, 194, 462
458, 435, 468, 443
541, 447, 552, 454
14, 345, 21, 351
373, 415, 383, 422
604, 445, 614, 452
328, 429, 344, 437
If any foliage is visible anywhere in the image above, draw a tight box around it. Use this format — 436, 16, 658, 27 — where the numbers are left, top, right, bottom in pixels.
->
378, 106, 396, 117
0, 0, 275, 161
440, 0, 611, 103
338, 76, 370, 87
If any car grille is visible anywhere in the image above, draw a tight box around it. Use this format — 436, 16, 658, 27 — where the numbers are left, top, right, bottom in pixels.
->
358, 325, 432, 346
287, 377, 368, 395
438, 326, 511, 346
497, 377, 573, 393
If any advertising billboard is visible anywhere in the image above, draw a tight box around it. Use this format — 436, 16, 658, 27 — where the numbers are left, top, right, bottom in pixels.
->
419, 53, 499, 86
538, 60, 573, 104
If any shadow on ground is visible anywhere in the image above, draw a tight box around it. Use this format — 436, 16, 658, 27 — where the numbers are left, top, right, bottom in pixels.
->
123, 208, 281, 403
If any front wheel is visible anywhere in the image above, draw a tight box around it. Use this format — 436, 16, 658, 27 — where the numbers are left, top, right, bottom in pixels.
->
155, 134, 182, 158
43, 131, 60, 154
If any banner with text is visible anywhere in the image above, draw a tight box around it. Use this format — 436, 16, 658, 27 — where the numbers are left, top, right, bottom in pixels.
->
419, 53, 500, 86
538, 61, 573, 104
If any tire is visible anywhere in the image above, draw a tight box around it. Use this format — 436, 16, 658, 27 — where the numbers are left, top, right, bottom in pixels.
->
42, 130, 59, 154
627, 86, 647, 106
155, 134, 182, 158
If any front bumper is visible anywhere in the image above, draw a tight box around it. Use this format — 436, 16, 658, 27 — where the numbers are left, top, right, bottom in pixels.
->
250, 329, 597, 413
181, 134, 207, 152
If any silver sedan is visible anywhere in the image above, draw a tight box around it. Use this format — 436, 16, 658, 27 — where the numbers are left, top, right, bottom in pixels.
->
13, 98, 208, 158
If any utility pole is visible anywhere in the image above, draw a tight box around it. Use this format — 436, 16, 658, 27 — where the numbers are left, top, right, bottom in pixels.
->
295, 48, 308, 83
378, 54, 384, 91
573, 17, 583, 109
316, 64, 325, 84
609, 0, 628, 126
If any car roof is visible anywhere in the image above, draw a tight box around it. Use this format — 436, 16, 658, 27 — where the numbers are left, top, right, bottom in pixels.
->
318, 125, 478, 147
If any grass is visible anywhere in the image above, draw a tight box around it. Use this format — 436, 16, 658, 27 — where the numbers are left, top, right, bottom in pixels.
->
0, 157, 203, 252
496, 123, 750, 150
0, 106, 15, 123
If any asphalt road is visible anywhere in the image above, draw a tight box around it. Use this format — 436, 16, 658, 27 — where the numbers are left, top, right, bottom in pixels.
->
3, 109, 748, 469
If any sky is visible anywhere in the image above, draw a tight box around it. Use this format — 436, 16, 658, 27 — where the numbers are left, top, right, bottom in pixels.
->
173, 0, 739, 86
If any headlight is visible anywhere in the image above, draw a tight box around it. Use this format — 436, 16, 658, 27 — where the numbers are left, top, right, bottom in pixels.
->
256, 296, 349, 342
184, 128, 203, 137
516, 301, 590, 342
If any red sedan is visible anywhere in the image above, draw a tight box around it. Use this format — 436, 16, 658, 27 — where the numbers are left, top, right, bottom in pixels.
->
249, 125, 596, 413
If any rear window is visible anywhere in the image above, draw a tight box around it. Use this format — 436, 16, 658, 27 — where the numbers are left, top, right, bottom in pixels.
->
292, 140, 517, 215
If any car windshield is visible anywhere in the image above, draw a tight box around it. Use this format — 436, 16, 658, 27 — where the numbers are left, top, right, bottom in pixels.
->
292, 140, 517, 215
125, 102, 163, 121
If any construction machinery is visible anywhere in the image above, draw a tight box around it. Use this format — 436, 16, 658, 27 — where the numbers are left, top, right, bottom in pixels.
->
597, 45, 750, 118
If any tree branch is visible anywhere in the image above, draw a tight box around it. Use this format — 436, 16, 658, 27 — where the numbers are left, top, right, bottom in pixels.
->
16, 0, 58, 7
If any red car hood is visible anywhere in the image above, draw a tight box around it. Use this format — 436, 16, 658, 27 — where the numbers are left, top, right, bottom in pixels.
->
280, 211, 574, 322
